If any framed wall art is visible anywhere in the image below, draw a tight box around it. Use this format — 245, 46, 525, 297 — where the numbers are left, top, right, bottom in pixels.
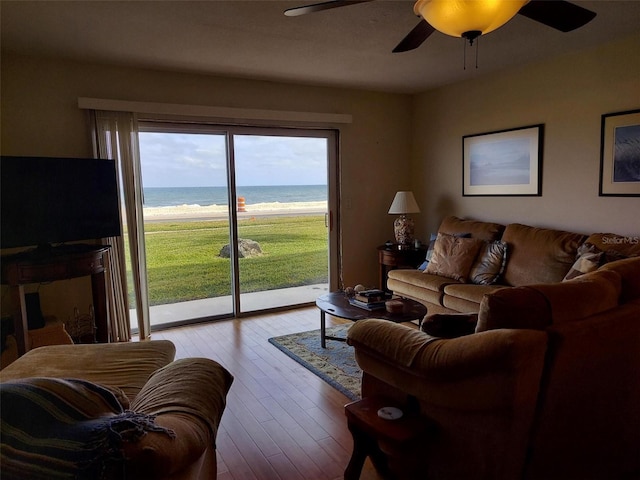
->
463, 124, 543, 196
599, 109, 640, 197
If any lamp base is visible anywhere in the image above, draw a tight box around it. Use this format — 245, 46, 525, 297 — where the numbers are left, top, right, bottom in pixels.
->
393, 215, 414, 247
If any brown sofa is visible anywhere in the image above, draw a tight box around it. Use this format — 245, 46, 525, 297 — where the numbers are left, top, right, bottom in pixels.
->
387, 215, 640, 316
347, 252, 640, 479
0, 340, 233, 479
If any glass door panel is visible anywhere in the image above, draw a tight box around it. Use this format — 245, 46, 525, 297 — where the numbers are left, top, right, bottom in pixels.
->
137, 130, 233, 328
233, 134, 330, 312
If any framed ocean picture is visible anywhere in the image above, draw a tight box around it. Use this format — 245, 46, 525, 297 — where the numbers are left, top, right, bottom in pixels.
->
463, 124, 543, 196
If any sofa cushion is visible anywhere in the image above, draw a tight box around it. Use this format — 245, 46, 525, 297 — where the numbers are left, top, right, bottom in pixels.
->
530, 269, 622, 324
501, 223, 586, 286
0, 340, 176, 402
443, 293, 487, 313
476, 286, 552, 332
439, 215, 505, 242
388, 269, 456, 309
443, 283, 505, 306
477, 269, 623, 332
470, 240, 508, 285
426, 233, 484, 283
600, 257, 640, 302
388, 269, 453, 293
441, 284, 509, 312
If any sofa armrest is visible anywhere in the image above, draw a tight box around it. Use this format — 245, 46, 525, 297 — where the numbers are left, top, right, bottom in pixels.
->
125, 358, 233, 478
347, 319, 547, 407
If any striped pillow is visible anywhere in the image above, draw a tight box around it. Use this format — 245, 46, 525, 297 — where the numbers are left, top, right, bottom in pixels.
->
0, 377, 174, 480
563, 242, 626, 281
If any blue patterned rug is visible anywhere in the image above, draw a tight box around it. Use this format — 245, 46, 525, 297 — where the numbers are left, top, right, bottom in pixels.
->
268, 324, 361, 401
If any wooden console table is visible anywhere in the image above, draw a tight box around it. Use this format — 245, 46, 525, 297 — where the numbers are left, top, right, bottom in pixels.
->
1, 245, 110, 356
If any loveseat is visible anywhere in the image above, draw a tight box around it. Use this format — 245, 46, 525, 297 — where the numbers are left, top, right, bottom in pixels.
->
387, 215, 640, 315
347, 218, 640, 478
0, 340, 233, 479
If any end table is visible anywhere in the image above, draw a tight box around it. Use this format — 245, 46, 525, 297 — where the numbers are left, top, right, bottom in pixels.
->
377, 244, 427, 291
344, 396, 435, 480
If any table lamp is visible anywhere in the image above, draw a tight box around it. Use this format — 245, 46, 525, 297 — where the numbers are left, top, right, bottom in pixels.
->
388, 191, 420, 248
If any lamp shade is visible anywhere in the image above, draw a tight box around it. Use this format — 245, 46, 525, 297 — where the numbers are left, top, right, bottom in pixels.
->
414, 0, 528, 39
388, 191, 420, 215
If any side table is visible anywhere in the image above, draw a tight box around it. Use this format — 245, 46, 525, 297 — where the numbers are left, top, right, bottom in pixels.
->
1, 245, 110, 356
344, 396, 435, 480
377, 244, 427, 291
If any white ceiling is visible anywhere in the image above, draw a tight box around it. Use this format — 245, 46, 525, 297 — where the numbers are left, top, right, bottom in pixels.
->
1, 0, 639, 94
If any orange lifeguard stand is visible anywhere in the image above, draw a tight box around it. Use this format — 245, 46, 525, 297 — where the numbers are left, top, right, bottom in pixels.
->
237, 196, 246, 212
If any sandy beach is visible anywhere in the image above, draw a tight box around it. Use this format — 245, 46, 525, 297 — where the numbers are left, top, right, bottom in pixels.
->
142, 200, 327, 222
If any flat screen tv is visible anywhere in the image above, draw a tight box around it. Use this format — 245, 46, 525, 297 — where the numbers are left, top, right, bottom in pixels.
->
1, 156, 122, 251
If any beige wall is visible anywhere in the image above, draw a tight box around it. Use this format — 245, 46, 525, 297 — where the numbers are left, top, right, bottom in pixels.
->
1, 54, 412, 321
411, 33, 640, 238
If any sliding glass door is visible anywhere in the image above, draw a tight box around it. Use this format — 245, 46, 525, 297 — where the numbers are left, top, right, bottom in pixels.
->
134, 122, 337, 328
137, 128, 233, 326
233, 133, 331, 313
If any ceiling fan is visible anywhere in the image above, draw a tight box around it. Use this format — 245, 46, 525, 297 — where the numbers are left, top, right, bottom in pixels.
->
284, 0, 597, 52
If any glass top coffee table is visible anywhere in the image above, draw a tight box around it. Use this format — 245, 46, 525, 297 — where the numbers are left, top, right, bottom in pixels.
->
316, 292, 428, 348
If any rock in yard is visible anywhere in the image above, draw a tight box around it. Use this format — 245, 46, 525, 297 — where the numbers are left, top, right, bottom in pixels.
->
219, 239, 263, 258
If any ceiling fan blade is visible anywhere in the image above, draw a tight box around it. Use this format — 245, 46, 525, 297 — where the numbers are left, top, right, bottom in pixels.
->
392, 19, 436, 53
518, 0, 596, 32
284, 0, 373, 17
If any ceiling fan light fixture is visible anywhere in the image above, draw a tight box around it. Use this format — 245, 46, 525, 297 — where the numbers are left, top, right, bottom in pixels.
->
414, 0, 528, 39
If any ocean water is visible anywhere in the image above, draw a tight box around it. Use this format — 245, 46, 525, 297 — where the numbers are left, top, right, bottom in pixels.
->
143, 185, 326, 208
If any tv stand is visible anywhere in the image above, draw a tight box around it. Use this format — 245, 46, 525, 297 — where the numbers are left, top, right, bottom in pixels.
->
1, 245, 110, 356
29, 243, 101, 258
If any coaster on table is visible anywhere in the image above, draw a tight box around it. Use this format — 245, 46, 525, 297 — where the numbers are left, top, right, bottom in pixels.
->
377, 406, 403, 420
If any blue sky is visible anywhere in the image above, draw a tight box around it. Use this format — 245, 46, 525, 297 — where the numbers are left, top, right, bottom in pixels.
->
138, 132, 328, 187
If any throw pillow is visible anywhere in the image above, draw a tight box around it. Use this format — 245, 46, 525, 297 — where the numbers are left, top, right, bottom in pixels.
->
470, 241, 508, 285
477, 286, 552, 332
563, 243, 603, 280
417, 233, 438, 271
418, 232, 471, 271
563, 242, 627, 281
425, 233, 483, 282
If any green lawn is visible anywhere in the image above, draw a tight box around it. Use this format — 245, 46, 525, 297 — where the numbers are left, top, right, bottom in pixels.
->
125, 215, 328, 306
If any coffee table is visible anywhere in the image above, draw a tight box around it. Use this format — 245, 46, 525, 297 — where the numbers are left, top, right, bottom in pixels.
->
316, 292, 427, 348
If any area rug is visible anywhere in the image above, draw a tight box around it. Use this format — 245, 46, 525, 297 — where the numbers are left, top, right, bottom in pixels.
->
268, 324, 361, 401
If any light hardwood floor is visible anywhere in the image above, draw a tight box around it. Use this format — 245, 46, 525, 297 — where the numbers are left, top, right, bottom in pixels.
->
150, 306, 382, 480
